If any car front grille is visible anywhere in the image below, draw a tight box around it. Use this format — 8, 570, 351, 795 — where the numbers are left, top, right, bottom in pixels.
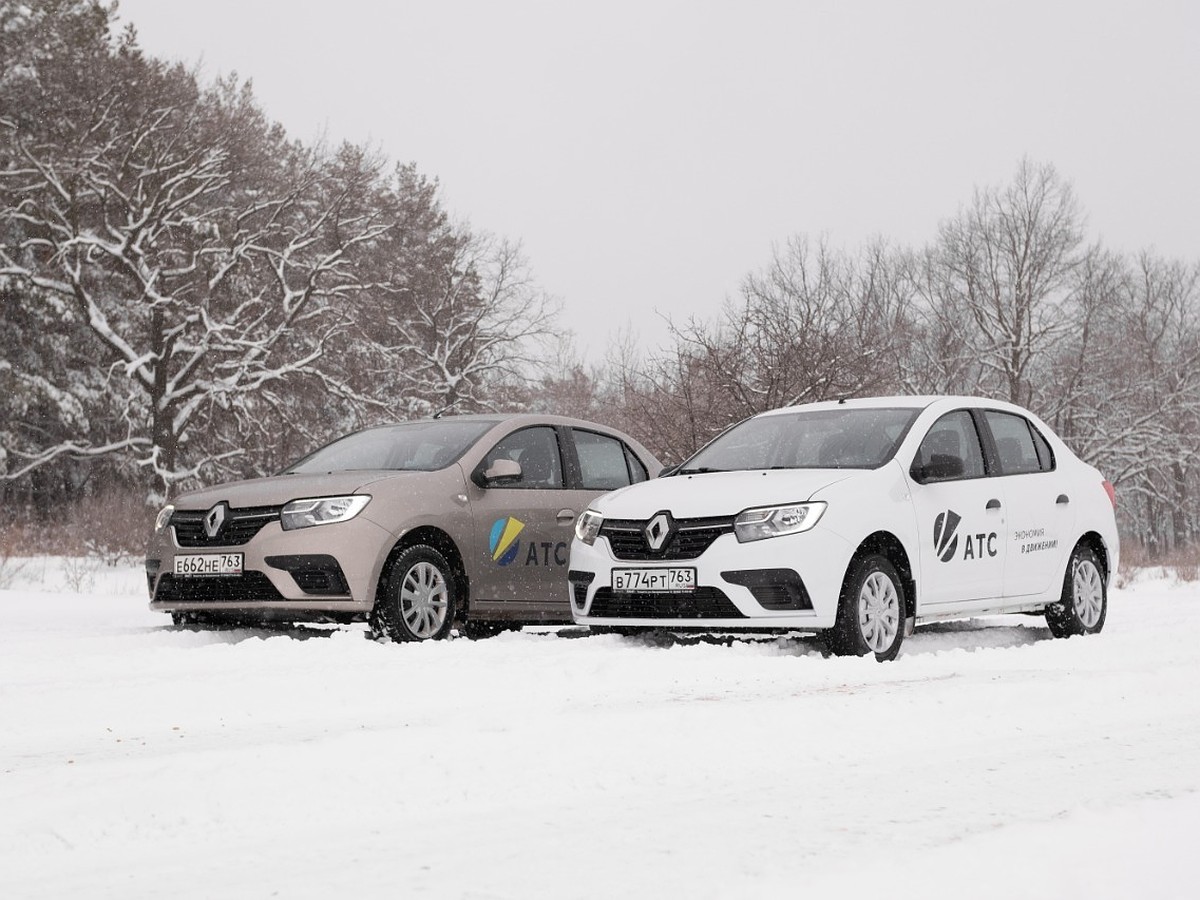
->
153, 572, 285, 603
171, 506, 282, 547
587, 587, 745, 619
599, 516, 734, 561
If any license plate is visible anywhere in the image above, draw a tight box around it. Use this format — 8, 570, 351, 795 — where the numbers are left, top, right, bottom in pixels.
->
612, 567, 696, 593
174, 553, 244, 577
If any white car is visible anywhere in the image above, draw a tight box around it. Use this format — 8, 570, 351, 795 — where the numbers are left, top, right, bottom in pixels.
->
569, 396, 1119, 660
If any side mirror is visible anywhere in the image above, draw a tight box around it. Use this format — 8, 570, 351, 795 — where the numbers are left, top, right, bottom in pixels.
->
481, 458, 522, 486
912, 453, 965, 483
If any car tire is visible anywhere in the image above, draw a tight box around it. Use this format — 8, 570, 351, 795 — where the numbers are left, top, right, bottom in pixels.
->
459, 620, 515, 640
827, 554, 905, 662
171, 610, 226, 627
170, 611, 250, 629
588, 625, 641, 637
370, 545, 457, 642
1046, 544, 1107, 638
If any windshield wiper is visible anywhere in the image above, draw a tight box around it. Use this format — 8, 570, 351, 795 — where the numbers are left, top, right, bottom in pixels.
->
675, 466, 724, 476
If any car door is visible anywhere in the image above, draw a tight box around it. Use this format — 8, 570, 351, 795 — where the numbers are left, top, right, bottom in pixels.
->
905, 409, 1007, 609
979, 409, 1075, 599
467, 425, 579, 613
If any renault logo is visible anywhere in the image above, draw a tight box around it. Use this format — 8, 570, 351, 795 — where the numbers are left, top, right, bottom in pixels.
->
644, 511, 674, 552
203, 502, 229, 539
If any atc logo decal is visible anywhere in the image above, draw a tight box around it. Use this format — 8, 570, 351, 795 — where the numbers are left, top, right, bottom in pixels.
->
933, 510, 961, 563
489, 516, 525, 567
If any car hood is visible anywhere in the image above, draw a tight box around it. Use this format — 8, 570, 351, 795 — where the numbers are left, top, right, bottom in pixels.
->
593, 469, 859, 519
172, 470, 411, 510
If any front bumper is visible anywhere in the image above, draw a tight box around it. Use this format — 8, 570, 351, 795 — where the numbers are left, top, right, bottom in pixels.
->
146, 515, 393, 616
568, 527, 853, 630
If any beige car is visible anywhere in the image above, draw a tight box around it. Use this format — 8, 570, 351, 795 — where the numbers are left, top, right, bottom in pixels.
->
146, 414, 660, 640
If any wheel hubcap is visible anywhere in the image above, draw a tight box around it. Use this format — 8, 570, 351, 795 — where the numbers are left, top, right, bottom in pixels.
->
858, 571, 900, 653
1072, 559, 1104, 628
400, 561, 449, 639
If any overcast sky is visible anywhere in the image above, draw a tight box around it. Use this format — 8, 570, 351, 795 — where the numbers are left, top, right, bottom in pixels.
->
116, 0, 1199, 359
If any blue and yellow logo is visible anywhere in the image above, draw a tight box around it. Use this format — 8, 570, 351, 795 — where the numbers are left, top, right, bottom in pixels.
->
489, 516, 525, 567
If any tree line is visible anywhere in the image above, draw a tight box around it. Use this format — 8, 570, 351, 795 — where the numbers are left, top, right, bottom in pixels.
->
3, 2, 1197, 554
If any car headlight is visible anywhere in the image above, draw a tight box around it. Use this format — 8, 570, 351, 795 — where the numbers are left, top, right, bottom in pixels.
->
154, 504, 175, 533
734, 502, 826, 542
575, 509, 604, 545
280, 495, 371, 530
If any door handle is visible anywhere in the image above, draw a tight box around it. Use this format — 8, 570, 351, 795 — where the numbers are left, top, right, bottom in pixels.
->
556, 508, 577, 524
1056, 494, 1070, 505
986, 498, 1001, 510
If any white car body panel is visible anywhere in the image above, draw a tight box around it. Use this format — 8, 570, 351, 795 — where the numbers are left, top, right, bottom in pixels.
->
570, 396, 1119, 635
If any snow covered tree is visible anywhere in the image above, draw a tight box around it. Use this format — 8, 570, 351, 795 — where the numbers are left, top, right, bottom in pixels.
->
367, 232, 559, 417
1, 20, 391, 496
2, 3, 560, 506
608, 239, 913, 463
1056, 253, 1200, 552
915, 159, 1086, 408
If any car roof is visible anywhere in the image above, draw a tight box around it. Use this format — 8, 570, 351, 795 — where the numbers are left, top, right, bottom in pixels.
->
362, 412, 633, 432
756, 395, 1033, 417
353, 413, 659, 465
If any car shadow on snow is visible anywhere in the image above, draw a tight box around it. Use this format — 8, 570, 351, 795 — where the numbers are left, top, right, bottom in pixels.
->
904, 618, 1054, 655
589, 617, 1054, 657
161, 620, 361, 643
155, 617, 1055, 655
156, 621, 585, 645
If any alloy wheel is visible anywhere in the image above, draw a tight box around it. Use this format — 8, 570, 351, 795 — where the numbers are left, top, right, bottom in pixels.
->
1073, 559, 1104, 629
400, 561, 449, 639
858, 570, 900, 653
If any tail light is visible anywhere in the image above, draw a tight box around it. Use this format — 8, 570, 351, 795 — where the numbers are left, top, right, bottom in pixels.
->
1102, 480, 1116, 510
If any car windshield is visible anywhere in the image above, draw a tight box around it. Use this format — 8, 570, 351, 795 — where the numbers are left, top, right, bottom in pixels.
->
284, 420, 498, 473
678, 407, 920, 473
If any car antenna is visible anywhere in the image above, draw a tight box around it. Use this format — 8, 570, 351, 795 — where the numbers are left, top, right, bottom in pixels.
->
432, 400, 460, 419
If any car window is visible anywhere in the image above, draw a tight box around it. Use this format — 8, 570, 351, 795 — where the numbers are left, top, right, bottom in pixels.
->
285, 419, 497, 473
574, 430, 638, 490
624, 445, 649, 483
679, 407, 919, 472
912, 411, 985, 481
483, 426, 564, 489
984, 411, 1045, 475
1030, 422, 1056, 471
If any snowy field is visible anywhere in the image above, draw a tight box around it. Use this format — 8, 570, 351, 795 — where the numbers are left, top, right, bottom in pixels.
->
2, 558, 1198, 900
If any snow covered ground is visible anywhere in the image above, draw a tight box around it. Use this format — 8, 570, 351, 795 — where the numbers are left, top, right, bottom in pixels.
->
2, 558, 1198, 899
